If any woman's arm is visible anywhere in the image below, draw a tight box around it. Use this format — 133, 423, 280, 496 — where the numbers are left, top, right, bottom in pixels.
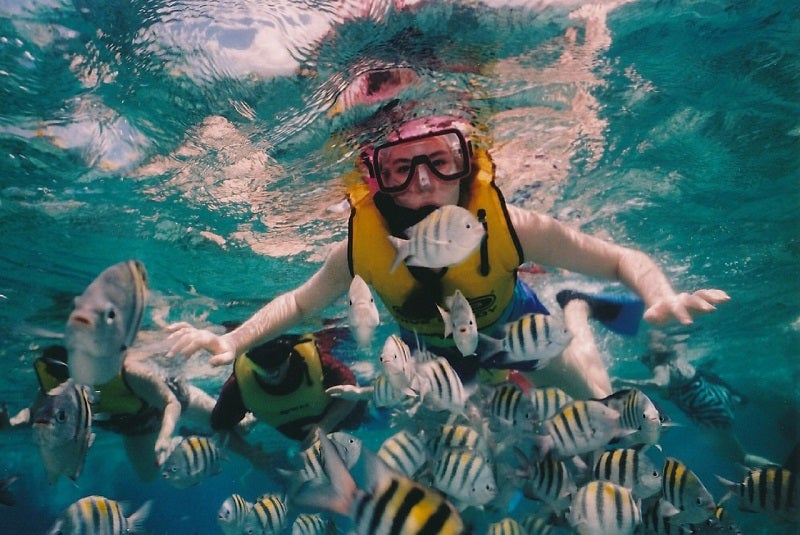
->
508, 205, 728, 325
167, 241, 352, 366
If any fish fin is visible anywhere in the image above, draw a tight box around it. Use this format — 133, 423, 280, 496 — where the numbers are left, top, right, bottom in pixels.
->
128, 500, 153, 534
292, 429, 355, 517
437, 306, 452, 337
387, 236, 407, 273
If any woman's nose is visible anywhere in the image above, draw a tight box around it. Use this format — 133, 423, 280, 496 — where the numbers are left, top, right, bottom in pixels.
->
414, 165, 432, 190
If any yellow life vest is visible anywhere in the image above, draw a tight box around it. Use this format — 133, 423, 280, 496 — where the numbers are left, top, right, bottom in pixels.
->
34, 355, 145, 415
348, 148, 523, 344
234, 336, 330, 427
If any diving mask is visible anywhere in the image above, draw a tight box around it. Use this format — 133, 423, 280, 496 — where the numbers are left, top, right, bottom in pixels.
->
364, 128, 473, 193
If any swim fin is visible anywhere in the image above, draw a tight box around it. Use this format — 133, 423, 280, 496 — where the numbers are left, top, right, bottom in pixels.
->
556, 289, 644, 336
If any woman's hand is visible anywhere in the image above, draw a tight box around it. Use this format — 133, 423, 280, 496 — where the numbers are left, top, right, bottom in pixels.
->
165, 323, 236, 366
643, 289, 730, 326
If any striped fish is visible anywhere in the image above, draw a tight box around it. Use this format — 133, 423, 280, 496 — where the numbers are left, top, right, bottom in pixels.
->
428, 424, 493, 461
377, 429, 429, 478
599, 388, 664, 447
716, 466, 799, 517
668, 372, 738, 429
662, 457, 716, 524
487, 517, 524, 535
519, 452, 576, 510
293, 431, 465, 535
217, 493, 252, 535
567, 480, 641, 535
32, 379, 95, 485
296, 431, 362, 484
431, 449, 497, 508
479, 313, 572, 370
535, 400, 622, 459
641, 498, 693, 535
161, 435, 224, 489
415, 356, 467, 413
487, 382, 538, 432
291, 513, 333, 535
47, 495, 152, 535
242, 494, 288, 535
530, 386, 573, 421
388, 205, 485, 272
592, 448, 662, 499
520, 513, 570, 535
379, 335, 417, 397
437, 289, 479, 356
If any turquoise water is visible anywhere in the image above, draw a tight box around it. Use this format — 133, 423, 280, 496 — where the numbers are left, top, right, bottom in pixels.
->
1, 0, 798, 533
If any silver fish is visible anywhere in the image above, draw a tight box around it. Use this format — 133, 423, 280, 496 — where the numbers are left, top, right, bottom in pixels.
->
218, 493, 253, 535
487, 382, 538, 433
431, 449, 497, 508
242, 493, 288, 535
291, 513, 334, 535
428, 424, 493, 461
161, 435, 224, 489
487, 518, 525, 535
348, 274, 380, 349
379, 334, 417, 397
295, 431, 363, 485
377, 429, 429, 478
591, 448, 662, 499
535, 400, 623, 459
388, 205, 485, 272
293, 431, 465, 535
567, 480, 641, 535
437, 289, 478, 356
415, 356, 468, 413
518, 451, 576, 510
32, 379, 95, 485
66, 259, 148, 386
479, 313, 572, 370
662, 457, 716, 524
716, 466, 799, 517
599, 388, 664, 447
47, 495, 152, 535
530, 386, 573, 421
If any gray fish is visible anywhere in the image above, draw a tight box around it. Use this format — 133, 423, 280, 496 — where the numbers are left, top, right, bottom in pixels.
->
66, 259, 148, 386
567, 480, 640, 535
591, 448, 662, 499
716, 466, 799, 518
388, 205, 485, 272
217, 493, 252, 535
242, 493, 288, 535
479, 313, 572, 370
662, 457, 716, 524
32, 379, 95, 485
47, 495, 151, 535
161, 435, 224, 489
598, 388, 664, 447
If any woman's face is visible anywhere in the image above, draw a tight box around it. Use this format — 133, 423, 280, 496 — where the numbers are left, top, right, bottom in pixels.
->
379, 136, 462, 210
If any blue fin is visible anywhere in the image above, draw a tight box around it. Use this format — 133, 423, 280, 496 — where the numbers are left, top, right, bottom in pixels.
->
556, 290, 644, 336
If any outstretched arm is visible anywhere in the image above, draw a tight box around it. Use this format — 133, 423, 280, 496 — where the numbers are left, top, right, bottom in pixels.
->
508, 206, 729, 325
123, 361, 182, 465
166, 241, 352, 366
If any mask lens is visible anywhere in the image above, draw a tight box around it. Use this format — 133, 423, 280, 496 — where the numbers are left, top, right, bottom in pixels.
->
372, 129, 471, 193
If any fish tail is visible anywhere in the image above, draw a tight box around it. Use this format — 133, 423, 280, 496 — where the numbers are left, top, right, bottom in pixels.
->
292, 430, 356, 517
437, 306, 452, 338
713, 475, 737, 506
387, 236, 407, 273
128, 500, 153, 534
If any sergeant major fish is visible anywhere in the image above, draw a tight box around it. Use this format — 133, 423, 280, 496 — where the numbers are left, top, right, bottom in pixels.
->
567, 480, 641, 535
388, 205, 485, 273
437, 289, 478, 356
348, 274, 380, 350
662, 457, 716, 524
218, 493, 253, 535
32, 379, 95, 485
716, 465, 799, 519
479, 313, 572, 370
65, 259, 148, 386
431, 448, 497, 508
592, 448, 662, 499
242, 493, 288, 535
598, 388, 664, 447
162, 435, 224, 489
293, 430, 466, 535
377, 429, 429, 478
534, 400, 624, 460
379, 334, 417, 397
47, 495, 152, 535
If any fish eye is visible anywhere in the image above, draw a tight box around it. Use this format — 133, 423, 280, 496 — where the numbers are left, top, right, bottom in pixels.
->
105, 307, 117, 324
56, 409, 67, 422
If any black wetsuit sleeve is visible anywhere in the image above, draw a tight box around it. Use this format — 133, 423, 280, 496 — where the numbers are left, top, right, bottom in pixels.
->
210, 374, 248, 430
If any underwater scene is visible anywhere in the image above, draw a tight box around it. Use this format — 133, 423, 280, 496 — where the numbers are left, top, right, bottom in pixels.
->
0, 0, 798, 533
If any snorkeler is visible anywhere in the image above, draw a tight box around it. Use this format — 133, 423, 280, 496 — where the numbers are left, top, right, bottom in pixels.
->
164, 111, 729, 401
